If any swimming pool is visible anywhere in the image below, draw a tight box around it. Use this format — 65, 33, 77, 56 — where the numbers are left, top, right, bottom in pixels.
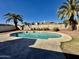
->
10, 32, 62, 39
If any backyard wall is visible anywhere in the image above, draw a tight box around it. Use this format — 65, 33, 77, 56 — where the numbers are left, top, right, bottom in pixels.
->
0, 24, 16, 32
24, 24, 65, 30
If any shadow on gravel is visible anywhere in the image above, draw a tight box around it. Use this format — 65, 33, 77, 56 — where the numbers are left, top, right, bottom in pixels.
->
0, 38, 78, 59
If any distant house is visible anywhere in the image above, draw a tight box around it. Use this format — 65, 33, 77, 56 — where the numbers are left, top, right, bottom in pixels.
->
0, 24, 16, 32
0, 24, 13, 26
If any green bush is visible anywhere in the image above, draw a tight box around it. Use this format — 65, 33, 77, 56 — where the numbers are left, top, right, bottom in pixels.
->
53, 27, 59, 31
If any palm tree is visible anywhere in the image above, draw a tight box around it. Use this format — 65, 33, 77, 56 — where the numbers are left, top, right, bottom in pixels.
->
4, 13, 23, 29
57, 0, 79, 30
63, 20, 69, 28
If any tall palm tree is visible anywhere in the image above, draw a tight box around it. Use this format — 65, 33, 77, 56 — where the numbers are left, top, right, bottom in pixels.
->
63, 20, 69, 28
4, 13, 23, 29
57, 0, 79, 30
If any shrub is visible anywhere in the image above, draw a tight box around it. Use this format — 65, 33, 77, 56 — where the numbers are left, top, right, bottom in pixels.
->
53, 27, 59, 31
31, 28, 34, 30
45, 28, 50, 30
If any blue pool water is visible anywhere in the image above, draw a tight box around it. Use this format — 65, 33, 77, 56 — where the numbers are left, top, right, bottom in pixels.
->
10, 32, 62, 39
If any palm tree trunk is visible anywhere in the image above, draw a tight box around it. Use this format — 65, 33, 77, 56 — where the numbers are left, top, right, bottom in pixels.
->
69, 14, 77, 31
14, 19, 19, 29
15, 23, 18, 29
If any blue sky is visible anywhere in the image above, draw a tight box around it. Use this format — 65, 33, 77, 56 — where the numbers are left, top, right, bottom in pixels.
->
0, 0, 66, 24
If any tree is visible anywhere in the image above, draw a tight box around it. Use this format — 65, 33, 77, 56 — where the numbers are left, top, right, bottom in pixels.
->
23, 22, 30, 25
4, 13, 23, 29
63, 20, 69, 28
57, 0, 79, 30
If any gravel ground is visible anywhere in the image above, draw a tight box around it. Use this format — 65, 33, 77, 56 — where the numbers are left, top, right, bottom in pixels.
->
59, 30, 79, 55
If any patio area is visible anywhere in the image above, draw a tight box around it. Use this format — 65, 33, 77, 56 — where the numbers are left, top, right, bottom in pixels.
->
0, 30, 79, 59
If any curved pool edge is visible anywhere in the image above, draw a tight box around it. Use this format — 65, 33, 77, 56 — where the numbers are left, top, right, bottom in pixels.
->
9, 31, 62, 40
48, 32, 72, 42
9, 31, 72, 42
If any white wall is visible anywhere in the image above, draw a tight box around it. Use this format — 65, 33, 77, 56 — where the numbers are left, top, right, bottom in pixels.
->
23, 24, 65, 30
0, 25, 16, 32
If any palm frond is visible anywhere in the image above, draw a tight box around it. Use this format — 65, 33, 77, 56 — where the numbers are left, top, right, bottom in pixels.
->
17, 15, 23, 22
58, 11, 66, 20
72, 0, 76, 5
66, 0, 70, 3
4, 13, 12, 19
59, 5, 68, 10
76, 4, 79, 11
76, 12, 79, 18
18, 18, 23, 22
63, 20, 69, 28
62, 2, 69, 7
57, 7, 67, 19
69, 0, 73, 4
6, 18, 12, 23
4, 13, 11, 16
76, 0, 79, 4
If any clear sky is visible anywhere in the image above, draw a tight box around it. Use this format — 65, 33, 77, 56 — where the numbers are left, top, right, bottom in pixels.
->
0, 0, 66, 24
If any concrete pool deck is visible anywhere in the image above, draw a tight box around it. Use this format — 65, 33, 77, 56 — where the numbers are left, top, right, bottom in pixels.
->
0, 31, 72, 53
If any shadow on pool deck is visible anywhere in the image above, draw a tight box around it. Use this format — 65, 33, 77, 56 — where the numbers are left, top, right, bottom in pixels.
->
0, 38, 79, 59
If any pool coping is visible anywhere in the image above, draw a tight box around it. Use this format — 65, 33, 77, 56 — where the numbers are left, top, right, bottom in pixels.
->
8, 31, 72, 42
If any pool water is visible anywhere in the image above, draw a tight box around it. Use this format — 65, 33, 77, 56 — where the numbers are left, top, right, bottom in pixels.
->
11, 32, 62, 39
